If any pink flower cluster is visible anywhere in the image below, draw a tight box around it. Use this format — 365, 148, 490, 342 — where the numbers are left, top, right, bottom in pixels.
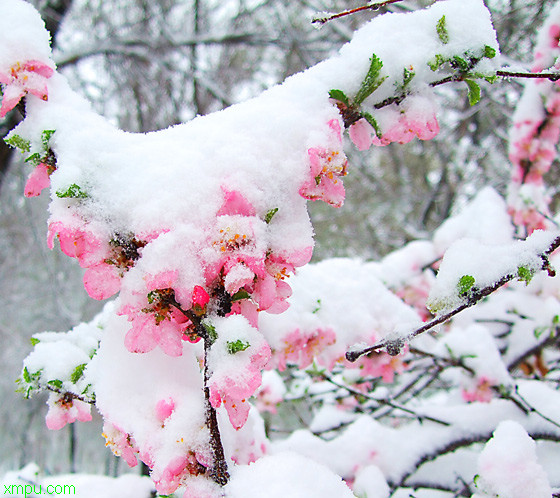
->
508, 19, 560, 233
348, 104, 439, 151
271, 327, 337, 371
299, 119, 348, 207
48, 221, 150, 301
351, 347, 408, 384
45, 392, 92, 431
118, 271, 205, 357
103, 402, 212, 495
206, 188, 311, 320
0, 60, 53, 117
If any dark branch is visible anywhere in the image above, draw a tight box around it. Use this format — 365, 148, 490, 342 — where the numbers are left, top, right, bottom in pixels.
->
312, 0, 407, 25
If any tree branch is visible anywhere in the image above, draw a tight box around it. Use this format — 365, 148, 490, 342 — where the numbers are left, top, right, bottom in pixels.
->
347, 235, 560, 362
312, 0, 408, 25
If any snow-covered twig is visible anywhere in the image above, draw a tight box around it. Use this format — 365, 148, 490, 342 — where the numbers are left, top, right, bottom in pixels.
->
347, 235, 560, 362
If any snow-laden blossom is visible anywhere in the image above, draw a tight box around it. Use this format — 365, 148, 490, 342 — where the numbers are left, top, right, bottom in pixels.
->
102, 422, 139, 468
48, 222, 152, 300
299, 119, 347, 207
475, 421, 553, 497
372, 110, 439, 146
0, 60, 54, 117
24, 162, 53, 197
119, 271, 191, 356
462, 376, 495, 403
273, 327, 337, 371
205, 189, 311, 319
154, 453, 207, 495
209, 338, 271, 429
45, 392, 92, 431
207, 316, 271, 429
349, 118, 375, 151
155, 397, 175, 423
352, 346, 408, 383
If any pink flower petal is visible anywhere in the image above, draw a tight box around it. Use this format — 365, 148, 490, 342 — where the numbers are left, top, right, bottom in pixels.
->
349, 119, 373, 151
83, 264, 121, 300
24, 162, 51, 197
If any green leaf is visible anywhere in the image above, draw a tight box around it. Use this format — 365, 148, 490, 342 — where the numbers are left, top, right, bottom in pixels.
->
231, 289, 250, 302
427, 54, 446, 71
452, 56, 470, 72
227, 339, 250, 354
41, 129, 55, 149
264, 207, 279, 224
436, 15, 449, 44
70, 363, 87, 383
30, 337, 40, 346
354, 53, 387, 105
5, 134, 31, 153
25, 152, 42, 166
471, 71, 498, 84
47, 379, 63, 389
483, 45, 496, 59
56, 183, 88, 199
203, 322, 218, 344
362, 112, 382, 138
328, 89, 349, 106
22, 366, 31, 384
457, 275, 475, 296
517, 265, 534, 285
465, 79, 481, 106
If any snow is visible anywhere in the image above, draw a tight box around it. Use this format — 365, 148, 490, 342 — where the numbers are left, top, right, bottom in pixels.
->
473, 420, 553, 497
224, 452, 355, 498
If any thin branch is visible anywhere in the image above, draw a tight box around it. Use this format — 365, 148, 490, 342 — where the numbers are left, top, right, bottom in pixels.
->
393, 431, 560, 490
311, 0, 407, 25
496, 69, 560, 81
321, 372, 451, 426
347, 234, 560, 362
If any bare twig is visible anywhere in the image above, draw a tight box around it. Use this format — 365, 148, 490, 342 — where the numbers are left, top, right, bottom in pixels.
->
496, 69, 560, 81
312, 0, 407, 25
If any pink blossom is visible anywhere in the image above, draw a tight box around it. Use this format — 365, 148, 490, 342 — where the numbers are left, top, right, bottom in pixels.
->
0, 60, 54, 117
122, 307, 184, 356
217, 187, 256, 217
275, 328, 336, 371
353, 349, 407, 383
45, 393, 92, 431
47, 222, 106, 268
192, 285, 210, 309
549, 24, 560, 48
155, 455, 189, 495
349, 118, 374, 151
299, 119, 347, 207
155, 397, 175, 423
462, 377, 495, 403
24, 162, 52, 197
209, 341, 271, 430
102, 422, 139, 468
83, 263, 122, 300
155, 452, 208, 495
